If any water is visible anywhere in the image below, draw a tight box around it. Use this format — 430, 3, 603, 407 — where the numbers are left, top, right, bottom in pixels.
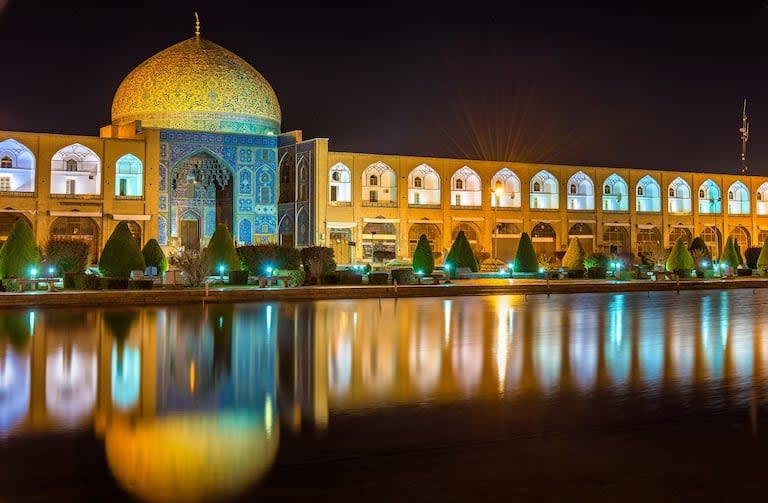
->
2, 290, 768, 502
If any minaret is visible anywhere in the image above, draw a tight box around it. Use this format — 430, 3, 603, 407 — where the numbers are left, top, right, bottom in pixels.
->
194, 11, 201, 38
740, 98, 749, 175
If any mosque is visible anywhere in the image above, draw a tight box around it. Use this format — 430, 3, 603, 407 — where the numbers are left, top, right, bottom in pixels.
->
2, 21, 768, 266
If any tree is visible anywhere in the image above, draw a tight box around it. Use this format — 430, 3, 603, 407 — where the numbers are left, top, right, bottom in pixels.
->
665, 237, 695, 275
44, 238, 89, 274
141, 239, 168, 275
207, 224, 240, 273
99, 222, 146, 278
0, 219, 41, 278
512, 232, 539, 273
444, 230, 478, 273
412, 234, 435, 274
561, 237, 586, 270
734, 239, 744, 266
300, 246, 336, 284
688, 236, 711, 270
720, 236, 740, 270
757, 235, 768, 272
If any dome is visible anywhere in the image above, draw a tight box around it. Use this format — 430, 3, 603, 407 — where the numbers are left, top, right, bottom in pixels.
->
111, 37, 281, 135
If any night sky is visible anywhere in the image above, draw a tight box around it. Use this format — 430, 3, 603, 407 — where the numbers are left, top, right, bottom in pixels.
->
2, 2, 768, 174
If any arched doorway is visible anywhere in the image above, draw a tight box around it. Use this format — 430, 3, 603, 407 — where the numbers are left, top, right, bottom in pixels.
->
493, 222, 521, 262
531, 222, 556, 257
49, 217, 99, 264
328, 227, 352, 264
362, 219, 396, 262
668, 227, 692, 247
637, 226, 661, 256
701, 226, 721, 260
171, 152, 233, 249
568, 223, 594, 255
0, 212, 32, 247
602, 225, 628, 254
730, 226, 751, 251
408, 221, 441, 259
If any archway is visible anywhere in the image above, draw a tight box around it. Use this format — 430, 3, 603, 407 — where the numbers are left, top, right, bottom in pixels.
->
568, 223, 594, 254
637, 226, 661, 256
531, 222, 556, 257
566, 171, 594, 210
180, 211, 201, 251
328, 227, 352, 264
362, 218, 396, 262
730, 225, 751, 251
602, 225, 628, 254
452, 222, 482, 259
701, 226, 721, 260
493, 222, 521, 262
49, 217, 99, 264
636, 176, 660, 212
408, 221, 441, 258
602, 174, 628, 211
668, 227, 692, 247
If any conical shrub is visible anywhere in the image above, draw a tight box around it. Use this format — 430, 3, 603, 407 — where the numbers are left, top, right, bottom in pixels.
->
665, 237, 695, 274
561, 237, 585, 270
207, 224, 240, 273
141, 238, 168, 275
734, 239, 744, 266
412, 234, 435, 275
720, 236, 740, 270
513, 232, 539, 273
445, 230, 478, 273
98, 221, 146, 278
0, 219, 41, 278
757, 235, 768, 271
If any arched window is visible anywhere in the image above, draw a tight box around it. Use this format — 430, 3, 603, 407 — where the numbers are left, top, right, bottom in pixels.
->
450, 166, 482, 207
533, 182, 541, 192
490, 168, 521, 208
758, 183, 768, 215
698, 179, 721, 214
332, 171, 340, 182
363, 161, 396, 205
604, 185, 611, 195
667, 177, 691, 214
0, 138, 36, 193
728, 191, 734, 200
0, 156, 11, 169
566, 171, 594, 210
408, 163, 440, 206
370, 175, 378, 186
329, 162, 351, 204
727, 181, 750, 215
602, 174, 628, 212
51, 143, 101, 196
115, 153, 143, 197
759, 192, 763, 201
530, 170, 559, 209
669, 187, 675, 197
636, 176, 661, 212
699, 189, 705, 198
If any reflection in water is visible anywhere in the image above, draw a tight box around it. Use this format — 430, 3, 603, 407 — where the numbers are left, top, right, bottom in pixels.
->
4, 290, 768, 501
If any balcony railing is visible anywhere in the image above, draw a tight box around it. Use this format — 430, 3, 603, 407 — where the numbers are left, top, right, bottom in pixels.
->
450, 205, 482, 210
49, 193, 103, 200
362, 200, 397, 207
0, 191, 34, 198
329, 201, 353, 207
114, 195, 145, 201
409, 203, 441, 209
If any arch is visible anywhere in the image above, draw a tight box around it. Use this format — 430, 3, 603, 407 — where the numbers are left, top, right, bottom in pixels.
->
568, 222, 594, 254
668, 227, 692, 247
0, 138, 35, 192
667, 177, 691, 214
238, 218, 253, 245
450, 166, 482, 207
408, 164, 440, 206
697, 179, 721, 214
408, 221, 441, 258
701, 226, 721, 260
362, 161, 396, 205
757, 182, 768, 215
602, 174, 628, 211
637, 226, 661, 256
115, 154, 143, 197
362, 216, 396, 262
727, 181, 750, 215
51, 143, 101, 195
636, 176, 660, 212
531, 222, 556, 257
490, 168, 521, 208
49, 216, 100, 264
329, 162, 351, 204
157, 215, 168, 245
602, 226, 628, 254
730, 225, 751, 250
566, 171, 594, 210
530, 170, 559, 209
758, 229, 768, 248
298, 160, 309, 201
179, 210, 201, 250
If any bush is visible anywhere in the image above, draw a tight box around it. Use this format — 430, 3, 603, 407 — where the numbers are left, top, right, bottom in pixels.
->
0, 219, 41, 278
274, 269, 305, 287
614, 251, 636, 271
1, 279, 19, 292
445, 230, 478, 274
141, 239, 168, 275
99, 222, 146, 278
74, 274, 101, 290
100, 277, 130, 290
300, 246, 336, 285
128, 279, 154, 290
561, 238, 586, 270
238, 244, 301, 275
391, 268, 415, 285
734, 240, 744, 266
721, 236, 740, 270
322, 272, 340, 285
746, 247, 761, 270
665, 238, 695, 275
737, 268, 753, 276
512, 232, 539, 273
587, 266, 607, 279
757, 236, 768, 272
170, 249, 210, 287
337, 270, 363, 285
63, 272, 82, 289
228, 270, 249, 285
368, 272, 389, 285
413, 234, 435, 274
44, 238, 89, 274
207, 224, 241, 274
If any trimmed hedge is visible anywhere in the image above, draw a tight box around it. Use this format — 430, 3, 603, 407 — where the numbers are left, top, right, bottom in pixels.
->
128, 279, 154, 290
745, 247, 761, 270
238, 244, 301, 275
513, 232, 539, 273
207, 224, 241, 273
368, 272, 389, 285
45, 238, 89, 274
391, 268, 415, 285
100, 277, 130, 290
99, 221, 145, 278
734, 240, 744, 266
0, 219, 41, 278
141, 239, 168, 275
75, 274, 101, 290
721, 236, 740, 270
228, 270, 249, 285
666, 237, 695, 275
412, 234, 435, 275
445, 230, 478, 274
274, 269, 305, 287
757, 236, 768, 271
63, 272, 81, 289
561, 237, 585, 270
337, 270, 363, 285
300, 246, 336, 284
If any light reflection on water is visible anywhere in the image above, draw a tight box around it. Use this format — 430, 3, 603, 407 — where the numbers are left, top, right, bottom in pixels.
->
1, 289, 767, 502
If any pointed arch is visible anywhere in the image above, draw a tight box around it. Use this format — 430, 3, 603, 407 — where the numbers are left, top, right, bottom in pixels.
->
757, 182, 768, 215
667, 177, 691, 214
601, 173, 628, 211
697, 179, 721, 214
730, 225, 751, 249
450, 166, 482, 207
51, 143, 101, 195
566, 171, 594, 210
362, 161, 396, 206
0, 138, 36, 192
115, 153, 143, 197
727, 180, 750, 215
636, 176, 660, 212
490, 168, 521, 208
329, 162, 351, 204
530, 170, 559, 209
408, 163, 441, 206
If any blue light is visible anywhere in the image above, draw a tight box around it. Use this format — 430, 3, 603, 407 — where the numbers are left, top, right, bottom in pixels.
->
444, 263, 451, 271
48, 266, 55, 276
416, 270, 423, 275
29, 267, 37, 279
266, 266, 274, 276
702, 261, 709, 267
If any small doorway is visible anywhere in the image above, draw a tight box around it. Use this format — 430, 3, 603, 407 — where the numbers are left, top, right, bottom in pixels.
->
181, 215, 200, 250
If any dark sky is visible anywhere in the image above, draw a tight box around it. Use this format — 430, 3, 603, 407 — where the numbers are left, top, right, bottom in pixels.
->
2, 1, 768, 174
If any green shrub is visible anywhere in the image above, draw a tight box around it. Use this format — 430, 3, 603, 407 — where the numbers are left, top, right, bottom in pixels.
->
734, 240, 744, 266
337, 270, 363, 285
63, 272, 82, 289
757, 236, 768, 271
445, 230, 478, 274
141, 239, 168, 275
561, 238, 586, 270
368, 272, 389, 285
74, 274, 101, 290
688, 237, 712, 269
227, 270, 249, 285
98, 222, 146, 278
745, 247, 761, 269
274, 269, 305, 287
1, 279, 20, 292
100, 277, 130, 290
0, 219, 41, 279
391, 268, 415, 285
665, 238, 695, 275
721, 236, 740, 270
300, 246, 336, 284
587, 267, 606, 279
44, 238, 89, 274
412, 234, 435, 275
238, 244, 301, 275
322, 272, 340, 285
614, 251, 636, 271
128, 279, 154, 290
512, 232, 539, 273
207, 224, 241, 274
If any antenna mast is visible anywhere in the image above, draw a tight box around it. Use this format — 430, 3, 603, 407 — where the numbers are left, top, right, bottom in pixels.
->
740, 98, 749, 175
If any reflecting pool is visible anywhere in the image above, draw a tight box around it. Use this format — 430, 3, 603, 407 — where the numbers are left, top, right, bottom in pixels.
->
2, 290, 768, 502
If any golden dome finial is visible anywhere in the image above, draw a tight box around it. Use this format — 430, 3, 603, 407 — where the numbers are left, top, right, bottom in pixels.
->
194, 11, 200, 38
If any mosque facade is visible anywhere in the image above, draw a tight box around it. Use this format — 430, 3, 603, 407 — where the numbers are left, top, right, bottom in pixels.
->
2, 30, 768, 265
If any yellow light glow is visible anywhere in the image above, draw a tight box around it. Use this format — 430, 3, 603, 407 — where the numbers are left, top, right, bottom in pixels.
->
189, 361, 196, 394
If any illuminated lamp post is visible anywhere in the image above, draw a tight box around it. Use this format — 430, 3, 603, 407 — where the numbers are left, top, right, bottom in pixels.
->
493, 184, 503, 271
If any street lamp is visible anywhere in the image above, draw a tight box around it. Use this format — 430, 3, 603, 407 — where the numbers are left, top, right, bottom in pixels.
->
493, 184, 503, 271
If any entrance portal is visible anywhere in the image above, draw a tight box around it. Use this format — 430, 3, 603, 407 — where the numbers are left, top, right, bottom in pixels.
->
181, 213, 200, 250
